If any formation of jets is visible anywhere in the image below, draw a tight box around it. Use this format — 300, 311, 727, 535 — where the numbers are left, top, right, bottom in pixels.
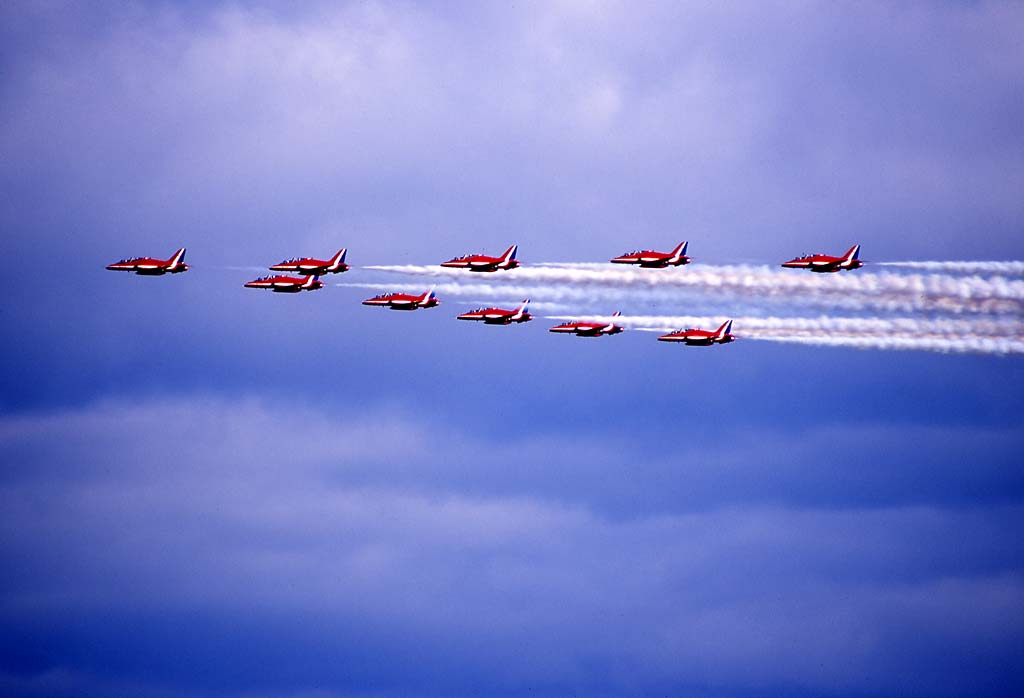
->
106, 242, 865, 347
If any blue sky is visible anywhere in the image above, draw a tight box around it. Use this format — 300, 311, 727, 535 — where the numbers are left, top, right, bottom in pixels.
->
1, 2, 1023, 697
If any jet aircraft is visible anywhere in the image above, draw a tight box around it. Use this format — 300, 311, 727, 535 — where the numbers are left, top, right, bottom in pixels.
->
244, 274, 323, 293
106, 247, 188, 275
362, 288, 440, 310
440, 245, 519, 272
269, 249, 348, 275
457, 300, 531, 325
549, 311, 623, 337
610, 242, 689, 268
657, 320, 735, 346
781, 245, 862, 272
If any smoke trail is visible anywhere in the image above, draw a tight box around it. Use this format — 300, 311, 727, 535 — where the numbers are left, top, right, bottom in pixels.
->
335, 283, 572, 312
349, 278, 1021, 316
362, 264, 1024, 316
628, 326, 1024, 355
545, 314, 1023, 337
548, 313, 1023, 355
526, 263, 1024, 304
340, 281, 1023, 354
747, 334, 1024, 356
876, 261, 1024, 275
619, 320, 1023, 355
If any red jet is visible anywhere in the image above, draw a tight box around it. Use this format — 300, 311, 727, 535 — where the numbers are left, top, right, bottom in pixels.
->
457, 299, 531, 325
244, 274, 323, 293
781, 245, 862, 273
549, 312, 623, 337
610, 242, 689, 268
658, 320, 734, 346
106, 247, 188, 275
440, 245, 519, 272
269, 249, 348, 275
362, 288, 440, 310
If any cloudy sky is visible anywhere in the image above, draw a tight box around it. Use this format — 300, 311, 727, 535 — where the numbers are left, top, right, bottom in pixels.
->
2, 2, 1023, 696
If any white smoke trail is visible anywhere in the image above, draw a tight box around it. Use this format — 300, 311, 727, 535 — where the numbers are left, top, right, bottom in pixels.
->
340, 282, 1023, 354
545, 314, 1023, 338
545, 261, 1024, 276
876, 261, 1024, 275
626, 325, 1024, 355
627, 326, 1024, 355
335, 283, 572, 312
748, 334, 1024, 355
362, 264, 1024, 316
526, 263, 1024, 304
560, 314, 1023, 355
348, 278, 1020, 316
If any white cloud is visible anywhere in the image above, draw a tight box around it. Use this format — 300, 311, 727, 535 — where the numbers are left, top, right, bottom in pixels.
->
1, 397, 1022, 695
4, 2, 1021, 260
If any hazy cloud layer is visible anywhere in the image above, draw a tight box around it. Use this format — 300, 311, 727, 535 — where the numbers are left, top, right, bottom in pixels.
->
2, 398, 1023, 697
3, 1, 1023, 264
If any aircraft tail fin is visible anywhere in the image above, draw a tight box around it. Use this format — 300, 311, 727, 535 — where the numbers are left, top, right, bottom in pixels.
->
329, 248, 347, 269
842, 244, 861, 263
606, 311, 622, 331
513, 298, 530, 319
421, 286, 437, 303
670, 241, 688, 261
169, 247, 186, 267
715, 320, 733, 340
501, 245, 518, 263
303, 274, 320, 288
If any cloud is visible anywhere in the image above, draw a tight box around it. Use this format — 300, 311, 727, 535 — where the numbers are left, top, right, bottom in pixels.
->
2, 1, 1022, 263
2, 398, 1023, 696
